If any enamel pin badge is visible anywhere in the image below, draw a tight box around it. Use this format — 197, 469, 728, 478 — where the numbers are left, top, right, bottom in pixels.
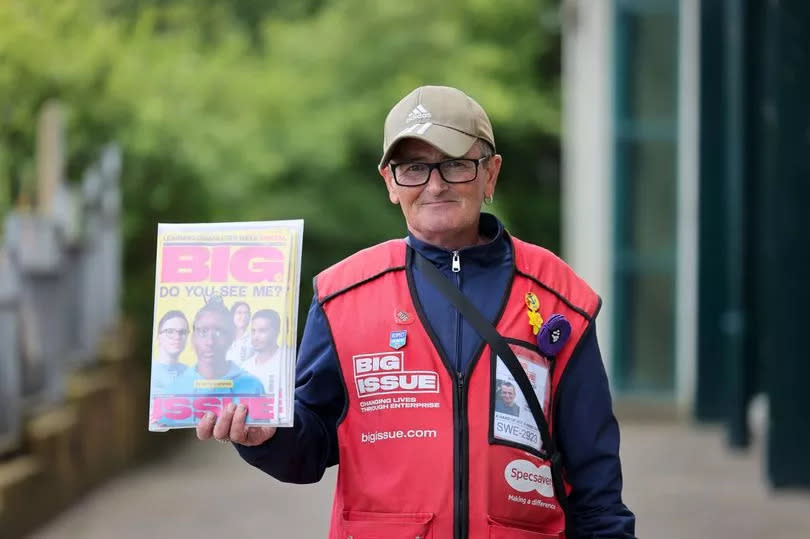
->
389, 330, 407, 350
525, 292, 543, 335
537, 314, 571, 358
394, 309, 415, 325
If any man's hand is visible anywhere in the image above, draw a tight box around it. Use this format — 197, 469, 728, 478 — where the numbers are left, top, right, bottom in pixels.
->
196, 402, 277, 446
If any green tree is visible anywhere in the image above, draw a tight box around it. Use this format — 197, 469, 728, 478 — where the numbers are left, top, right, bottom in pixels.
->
0, 0, 562, 356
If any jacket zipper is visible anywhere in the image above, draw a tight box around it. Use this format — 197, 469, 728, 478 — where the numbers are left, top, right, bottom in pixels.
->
453, 252, 463, 371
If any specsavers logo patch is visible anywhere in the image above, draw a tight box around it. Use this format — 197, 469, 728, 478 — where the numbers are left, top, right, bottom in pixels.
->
504, 459, 554, 497
353, 352, 439, 398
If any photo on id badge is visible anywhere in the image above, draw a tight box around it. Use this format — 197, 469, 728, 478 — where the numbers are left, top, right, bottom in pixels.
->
489, 340, 551, 456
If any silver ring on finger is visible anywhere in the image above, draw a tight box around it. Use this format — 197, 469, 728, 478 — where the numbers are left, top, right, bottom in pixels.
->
216, 437, 230, 444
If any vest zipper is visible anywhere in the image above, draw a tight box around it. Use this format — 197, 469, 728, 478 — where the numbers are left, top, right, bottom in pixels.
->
451, 250, 461, 272
454, 371, 469, 539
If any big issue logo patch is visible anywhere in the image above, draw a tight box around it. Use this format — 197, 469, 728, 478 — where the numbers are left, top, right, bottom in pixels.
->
353, 352, 439, 398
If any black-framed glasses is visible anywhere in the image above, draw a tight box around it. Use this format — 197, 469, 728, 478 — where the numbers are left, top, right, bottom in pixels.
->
390, 157, 490, 187
159, 328, 189, 338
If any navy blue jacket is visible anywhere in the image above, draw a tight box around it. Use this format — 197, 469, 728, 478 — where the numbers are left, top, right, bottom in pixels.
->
236, 214, 636, 538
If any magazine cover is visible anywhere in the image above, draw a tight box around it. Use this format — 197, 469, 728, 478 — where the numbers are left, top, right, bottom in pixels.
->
148, 220, 303, 431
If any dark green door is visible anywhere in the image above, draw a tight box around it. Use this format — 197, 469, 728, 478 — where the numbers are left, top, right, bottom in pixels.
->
612, 0, 680, 394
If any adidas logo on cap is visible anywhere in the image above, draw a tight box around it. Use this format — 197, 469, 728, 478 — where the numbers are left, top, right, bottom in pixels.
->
406, 105, 432, 123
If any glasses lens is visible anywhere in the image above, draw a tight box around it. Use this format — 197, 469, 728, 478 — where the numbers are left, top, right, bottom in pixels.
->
395, 163, 430, 185
439, 159, 477, 182
162, 328, 188, 337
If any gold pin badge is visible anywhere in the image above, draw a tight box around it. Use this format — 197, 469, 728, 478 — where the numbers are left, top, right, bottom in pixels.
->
525, 292, 543, 335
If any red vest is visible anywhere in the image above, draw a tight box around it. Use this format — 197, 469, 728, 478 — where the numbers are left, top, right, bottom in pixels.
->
316, 237, 600, 539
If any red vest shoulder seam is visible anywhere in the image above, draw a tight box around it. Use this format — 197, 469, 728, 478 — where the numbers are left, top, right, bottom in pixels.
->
315, 240, 407, 304
511, 236, 600, 322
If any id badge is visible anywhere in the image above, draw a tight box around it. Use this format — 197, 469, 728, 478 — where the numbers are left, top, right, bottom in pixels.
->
489, 340, 552, 455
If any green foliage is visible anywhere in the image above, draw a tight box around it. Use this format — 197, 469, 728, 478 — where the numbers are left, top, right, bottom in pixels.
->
0, 0, 562, 350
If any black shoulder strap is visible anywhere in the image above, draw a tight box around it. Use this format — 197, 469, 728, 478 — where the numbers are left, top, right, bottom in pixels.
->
412, 248, 574, 535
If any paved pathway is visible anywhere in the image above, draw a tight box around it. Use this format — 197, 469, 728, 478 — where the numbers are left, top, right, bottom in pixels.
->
620, 423, 810, 539
30, 422, 810, 538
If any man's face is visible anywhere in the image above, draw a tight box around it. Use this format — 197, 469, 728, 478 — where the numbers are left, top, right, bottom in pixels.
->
380, 139, 501, 246
158, 316, 188, 356
192, 311, 231, 367
233, 304, 250, 330
501, 385, 516, 407
251, 317, 279, 352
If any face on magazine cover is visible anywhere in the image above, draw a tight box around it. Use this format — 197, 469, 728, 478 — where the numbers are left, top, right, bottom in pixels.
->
251, 315, 279, 353
232, 302, 251, 332
192, 310, 233, 369
157, 312, 189, 361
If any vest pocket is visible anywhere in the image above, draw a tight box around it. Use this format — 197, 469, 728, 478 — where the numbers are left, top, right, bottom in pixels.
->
341, 510, 434, 539
488, 517, 562, 538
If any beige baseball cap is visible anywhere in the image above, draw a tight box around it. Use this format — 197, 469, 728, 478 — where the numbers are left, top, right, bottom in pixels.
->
379, 85, 495, 168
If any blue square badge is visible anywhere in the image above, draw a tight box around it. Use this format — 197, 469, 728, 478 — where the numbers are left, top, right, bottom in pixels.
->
389, 330, 407, 350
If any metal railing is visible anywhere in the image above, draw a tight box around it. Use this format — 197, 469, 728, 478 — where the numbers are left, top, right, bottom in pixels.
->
0, 102, 122, 455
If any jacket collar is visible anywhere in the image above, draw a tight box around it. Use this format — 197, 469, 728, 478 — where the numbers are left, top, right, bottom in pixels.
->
406, 213, 510, 271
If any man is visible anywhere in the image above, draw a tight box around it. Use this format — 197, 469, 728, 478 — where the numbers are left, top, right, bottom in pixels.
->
242, 309, 284, 392
197, 86, 635, 538
151, 310, 189, 392
170, 299, 264, 396
495, 381, 521, 417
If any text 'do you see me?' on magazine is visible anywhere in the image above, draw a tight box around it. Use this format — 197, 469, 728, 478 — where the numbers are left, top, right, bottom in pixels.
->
148, 220, 303, 431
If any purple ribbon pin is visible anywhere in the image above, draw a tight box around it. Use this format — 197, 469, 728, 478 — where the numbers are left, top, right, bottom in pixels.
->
537, 314, 571, 357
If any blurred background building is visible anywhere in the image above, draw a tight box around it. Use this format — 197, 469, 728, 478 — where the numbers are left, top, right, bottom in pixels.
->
562, 0, 809, 488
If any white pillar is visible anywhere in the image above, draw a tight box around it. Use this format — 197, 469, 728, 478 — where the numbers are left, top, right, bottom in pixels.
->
561, 0, 616, 380
675, 0, 701, 416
